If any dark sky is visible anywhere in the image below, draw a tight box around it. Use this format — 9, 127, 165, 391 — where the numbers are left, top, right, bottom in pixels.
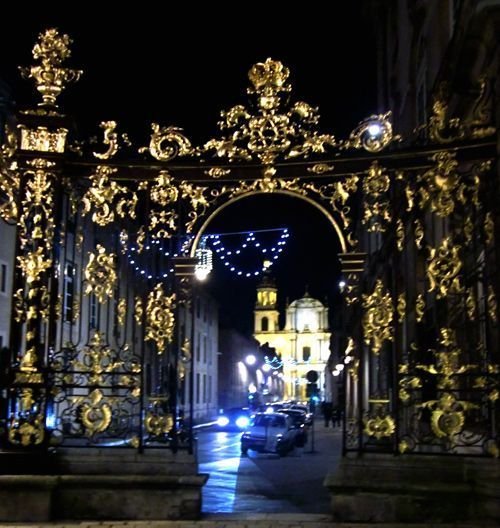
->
203, 194, 343, 335
0, 6, 377, 336
0, 5, 376, 139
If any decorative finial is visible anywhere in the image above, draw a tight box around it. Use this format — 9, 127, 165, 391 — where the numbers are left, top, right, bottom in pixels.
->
19, 28, 82, 108
248, 58, 291, 111
199, 58, 336, 166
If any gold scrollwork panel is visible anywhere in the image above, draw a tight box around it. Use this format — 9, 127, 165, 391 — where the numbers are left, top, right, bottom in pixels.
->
362, 279, 394, 355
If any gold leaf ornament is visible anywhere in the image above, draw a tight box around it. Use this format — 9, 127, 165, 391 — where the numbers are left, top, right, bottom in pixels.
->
363, 415, 396, 439
79, 389, 112, 436
146, 284, 176, 353
427, 238, 462, 299
362, 279, 394, 355
84, 245, 117, 303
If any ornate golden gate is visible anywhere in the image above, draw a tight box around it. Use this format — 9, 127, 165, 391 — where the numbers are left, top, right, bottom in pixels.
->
0, 29, 498, 458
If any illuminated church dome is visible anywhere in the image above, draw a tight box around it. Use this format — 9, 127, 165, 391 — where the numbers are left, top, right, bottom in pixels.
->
286, 290, 328, 332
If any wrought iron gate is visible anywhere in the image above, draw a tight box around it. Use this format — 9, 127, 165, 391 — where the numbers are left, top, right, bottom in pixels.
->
0, 29, 498, 457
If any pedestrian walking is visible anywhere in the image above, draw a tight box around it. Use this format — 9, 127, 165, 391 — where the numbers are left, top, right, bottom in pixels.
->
332, 405, 342, 427
321, 400, 333, 427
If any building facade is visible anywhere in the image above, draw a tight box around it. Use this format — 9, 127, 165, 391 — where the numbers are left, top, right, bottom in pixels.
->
218, 329, 262, 410
178, 292, 218, 423
0, 222, 14, 351
253, 275, 331, 400
0, 80, 14, 352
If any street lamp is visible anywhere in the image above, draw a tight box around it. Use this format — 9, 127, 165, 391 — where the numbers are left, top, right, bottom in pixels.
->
194, 246, 213, 281
245, 354, 256, 366
368, 123, 382, 137
237, 361, 248, 383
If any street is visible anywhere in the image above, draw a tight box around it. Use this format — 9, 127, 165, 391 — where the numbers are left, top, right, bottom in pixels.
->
197, 422, 342, 513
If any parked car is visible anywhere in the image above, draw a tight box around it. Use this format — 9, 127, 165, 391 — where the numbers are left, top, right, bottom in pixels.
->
255, 402, 286, 414
240, 412, 301, 456
216, 407, 252, 430
287, 403, 314, 425
280, 408, 308, 447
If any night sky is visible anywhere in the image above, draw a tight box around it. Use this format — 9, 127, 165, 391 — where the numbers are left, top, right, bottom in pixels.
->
0, 5, 377, 336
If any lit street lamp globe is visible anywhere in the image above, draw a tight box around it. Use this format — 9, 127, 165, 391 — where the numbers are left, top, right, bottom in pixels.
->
245, 354, 257, 366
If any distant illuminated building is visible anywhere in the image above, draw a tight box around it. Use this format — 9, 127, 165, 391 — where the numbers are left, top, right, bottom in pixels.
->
253, 274, 331, 400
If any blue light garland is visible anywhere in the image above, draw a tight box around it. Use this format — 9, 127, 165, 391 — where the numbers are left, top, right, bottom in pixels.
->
123, 227, 290, 280
124, 238, 177, 281
264, 355, 297, 369
205, 227, 289, 278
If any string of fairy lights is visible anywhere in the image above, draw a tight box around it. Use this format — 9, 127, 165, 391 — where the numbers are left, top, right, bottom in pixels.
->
264, 355, 314, 369
205, 227, 289, 278
125, 239, 175, 280
123, 227, 290, 281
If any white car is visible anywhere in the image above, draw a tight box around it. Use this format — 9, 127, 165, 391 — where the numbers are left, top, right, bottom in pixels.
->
240, 412, 299, 456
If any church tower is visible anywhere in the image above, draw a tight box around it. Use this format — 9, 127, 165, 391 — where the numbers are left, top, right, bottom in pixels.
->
253, 280, 332, 401
254, 273, 280, 333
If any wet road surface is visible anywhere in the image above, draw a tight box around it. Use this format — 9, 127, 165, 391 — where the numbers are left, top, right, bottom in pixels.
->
197, 423, 342, 513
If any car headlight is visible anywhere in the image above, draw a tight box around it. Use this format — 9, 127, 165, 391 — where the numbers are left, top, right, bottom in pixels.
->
235, 416, 250, 429
217, 416, 230, 427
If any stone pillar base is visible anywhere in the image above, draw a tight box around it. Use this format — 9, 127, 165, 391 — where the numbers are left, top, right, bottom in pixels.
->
0, 449, 208, 521
324, 453, 500, 523
0, 474, 208, 521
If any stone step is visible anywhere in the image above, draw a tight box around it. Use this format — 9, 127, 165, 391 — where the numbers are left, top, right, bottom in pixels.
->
0, 516, 496, 528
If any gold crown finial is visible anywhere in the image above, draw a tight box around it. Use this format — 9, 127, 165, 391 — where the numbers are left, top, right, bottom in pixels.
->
248, 58, 290, 91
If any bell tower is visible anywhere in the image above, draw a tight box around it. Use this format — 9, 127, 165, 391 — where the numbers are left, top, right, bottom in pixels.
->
254, 273, 280, 333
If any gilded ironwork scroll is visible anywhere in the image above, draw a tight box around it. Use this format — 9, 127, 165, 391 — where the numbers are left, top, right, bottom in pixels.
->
362, 280, 394, 355
145, 284, 176, 354
362, 162, 391, 233
427, 237, 462, 298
